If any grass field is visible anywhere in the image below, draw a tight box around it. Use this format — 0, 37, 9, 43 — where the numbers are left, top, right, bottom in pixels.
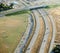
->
0, 14, 28, 53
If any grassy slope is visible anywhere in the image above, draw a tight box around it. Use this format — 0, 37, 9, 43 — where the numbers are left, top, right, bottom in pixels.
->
0, 14, 28, 53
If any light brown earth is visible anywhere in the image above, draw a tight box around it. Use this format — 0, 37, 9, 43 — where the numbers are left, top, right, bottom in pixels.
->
48, 7, 60, 44
0, 14, 28, 53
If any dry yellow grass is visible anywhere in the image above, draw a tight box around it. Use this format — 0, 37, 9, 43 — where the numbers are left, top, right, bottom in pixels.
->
48, 7, 60, 15
0, 14, 28, 53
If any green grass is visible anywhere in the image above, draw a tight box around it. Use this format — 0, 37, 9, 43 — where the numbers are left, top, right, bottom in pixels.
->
0, 14, 28, 53
45, 4, 60, 9
6, 10, 31, 16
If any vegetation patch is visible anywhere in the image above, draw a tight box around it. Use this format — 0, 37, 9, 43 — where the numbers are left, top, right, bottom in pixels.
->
51, 45, 60, 53
0, 3, 14, 12
45, 4, 60, 9
0, 14, 28, 53
6, 10, 31, 16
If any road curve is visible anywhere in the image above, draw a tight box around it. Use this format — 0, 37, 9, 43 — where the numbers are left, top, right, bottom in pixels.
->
30, 11, 45, 53
20, 1, 41, 53
25, 10, 40, 53
14, 0, 56, 53
38, 9, 50, 53
40, 10, 56, 53
47, 12, 56, 53
14, 14, 34, 53
38, 9, 56, 53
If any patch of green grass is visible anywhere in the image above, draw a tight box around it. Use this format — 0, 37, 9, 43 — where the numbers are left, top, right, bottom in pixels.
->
6, 10, 31, 16
45, 4, 60, 9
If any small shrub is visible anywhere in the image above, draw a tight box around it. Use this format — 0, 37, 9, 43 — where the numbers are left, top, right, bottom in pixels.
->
51, 45, 60, 53
0, 3, 13, 12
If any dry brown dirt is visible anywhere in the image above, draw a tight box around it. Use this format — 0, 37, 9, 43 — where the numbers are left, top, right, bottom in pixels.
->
48, 7, 60, 44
